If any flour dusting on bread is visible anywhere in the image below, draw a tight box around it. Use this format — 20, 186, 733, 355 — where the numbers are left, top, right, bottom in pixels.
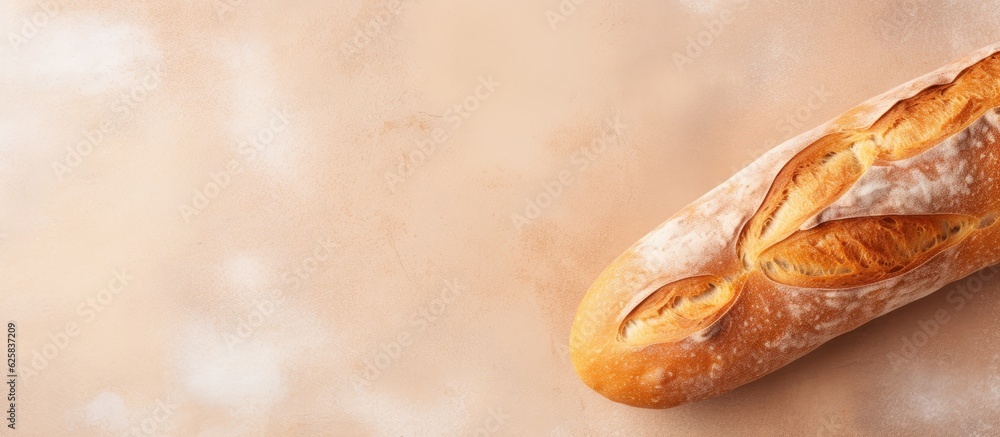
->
572, 42, 1000, 409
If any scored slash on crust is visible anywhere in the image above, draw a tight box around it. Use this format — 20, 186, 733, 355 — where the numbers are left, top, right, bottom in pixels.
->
619, 275, 741, 347
619, 52, 1000, 347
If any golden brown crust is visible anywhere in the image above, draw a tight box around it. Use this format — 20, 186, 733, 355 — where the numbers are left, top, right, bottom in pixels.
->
758, 214, 979, 289
571, 43, 1000, 409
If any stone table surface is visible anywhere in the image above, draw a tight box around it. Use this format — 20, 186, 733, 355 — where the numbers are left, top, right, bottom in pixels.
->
3, 0, 1000, 435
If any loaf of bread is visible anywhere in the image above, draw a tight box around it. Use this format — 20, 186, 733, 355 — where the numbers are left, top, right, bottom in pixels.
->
570, 43, 1000, 408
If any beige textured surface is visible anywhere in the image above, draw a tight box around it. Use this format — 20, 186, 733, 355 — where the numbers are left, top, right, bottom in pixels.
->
3, 0, 1000, 435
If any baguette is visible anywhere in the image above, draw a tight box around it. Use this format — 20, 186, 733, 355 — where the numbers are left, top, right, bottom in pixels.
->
570, 42, 1000, 409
